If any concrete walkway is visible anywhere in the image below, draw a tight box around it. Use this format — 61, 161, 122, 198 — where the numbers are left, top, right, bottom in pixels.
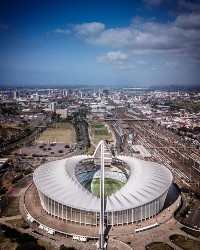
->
0, 215, 22, 223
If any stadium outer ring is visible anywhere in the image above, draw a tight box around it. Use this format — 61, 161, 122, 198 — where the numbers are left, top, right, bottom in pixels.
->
33, 154, 173, 227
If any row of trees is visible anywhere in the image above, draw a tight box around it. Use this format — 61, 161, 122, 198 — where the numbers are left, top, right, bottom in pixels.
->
72, 106, 91, 149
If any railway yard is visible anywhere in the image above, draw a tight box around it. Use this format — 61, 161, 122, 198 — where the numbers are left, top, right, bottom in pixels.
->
108, 108, 200, 195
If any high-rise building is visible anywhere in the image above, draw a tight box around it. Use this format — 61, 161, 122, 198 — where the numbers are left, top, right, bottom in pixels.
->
14, 90, 19, 99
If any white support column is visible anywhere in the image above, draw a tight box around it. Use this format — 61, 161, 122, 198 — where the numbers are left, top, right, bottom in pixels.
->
99, 140, 105, 250
112, 212, 113, 227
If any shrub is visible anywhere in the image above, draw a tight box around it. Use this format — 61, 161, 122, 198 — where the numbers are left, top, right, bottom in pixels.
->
0, 186, 7, 195
16, 242, 45, 250
12, 174, 23, 184
24, 168, 32, 175
60, 245, 76, 250
58, 150, 63, 153
17, 233, 37, 244
3, 226, 21, 239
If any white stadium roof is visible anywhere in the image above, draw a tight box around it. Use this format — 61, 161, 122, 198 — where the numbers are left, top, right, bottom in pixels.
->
33, 154, 172, 213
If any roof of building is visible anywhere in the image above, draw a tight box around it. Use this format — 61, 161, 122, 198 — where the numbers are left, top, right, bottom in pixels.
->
33, 142, 172, 212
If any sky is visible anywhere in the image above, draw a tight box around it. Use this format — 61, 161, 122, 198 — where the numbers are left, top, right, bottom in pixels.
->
0, 0, 200, 87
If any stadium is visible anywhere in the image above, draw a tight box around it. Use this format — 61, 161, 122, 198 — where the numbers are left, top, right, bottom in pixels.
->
33, 141, 173, 227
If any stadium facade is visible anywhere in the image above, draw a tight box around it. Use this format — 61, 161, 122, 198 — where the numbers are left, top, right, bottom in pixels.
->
33, 141, 173, 227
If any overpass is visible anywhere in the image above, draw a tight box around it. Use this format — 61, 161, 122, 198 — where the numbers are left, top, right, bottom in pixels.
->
104, 118, 148, 122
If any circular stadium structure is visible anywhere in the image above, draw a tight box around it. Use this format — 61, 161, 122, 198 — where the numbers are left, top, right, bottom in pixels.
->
33, 141, 173, 227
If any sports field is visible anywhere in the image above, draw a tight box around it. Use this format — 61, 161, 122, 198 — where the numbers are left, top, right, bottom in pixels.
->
90, 122, 112, 145
91, 178, 125, 197
36, 122, 72, 143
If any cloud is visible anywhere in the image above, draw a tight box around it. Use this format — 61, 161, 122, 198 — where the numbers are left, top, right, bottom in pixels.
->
74, 22, 105, 36
72, 11, 200, 66
0, 22, 9, 31
175, 13, 200, 29
53, 28, 71, 34
97, 51, 134, 69
164, 61, 178, 68
137, 60, 149, 66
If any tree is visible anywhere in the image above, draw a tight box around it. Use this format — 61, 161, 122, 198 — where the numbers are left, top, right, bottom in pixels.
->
3, 226, 21, 238
16, 242, 45, 250
17, 233, 37, 244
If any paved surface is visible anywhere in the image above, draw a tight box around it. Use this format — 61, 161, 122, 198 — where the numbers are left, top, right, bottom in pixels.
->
1, 183, 199, 250
22, 182, 200, 249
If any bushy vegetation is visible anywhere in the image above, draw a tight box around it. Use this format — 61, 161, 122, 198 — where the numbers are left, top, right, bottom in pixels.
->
12, 174, 23, 184
145, 242, 174, 250
181, 227, 200, 238
0, 224, 45, 250
169, 234, 200, 250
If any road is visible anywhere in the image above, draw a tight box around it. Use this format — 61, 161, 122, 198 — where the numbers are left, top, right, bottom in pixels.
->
0, 115, 51, 154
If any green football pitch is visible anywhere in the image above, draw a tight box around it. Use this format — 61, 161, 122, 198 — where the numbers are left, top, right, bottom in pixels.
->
91, 178, 125, 197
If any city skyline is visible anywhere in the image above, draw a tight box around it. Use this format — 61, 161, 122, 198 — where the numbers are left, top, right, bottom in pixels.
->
0, 0, 200, 87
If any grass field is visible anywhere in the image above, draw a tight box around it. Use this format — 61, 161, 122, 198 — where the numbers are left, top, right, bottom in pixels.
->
1, 197, 20, 217
90, 122, 112, 145
145, 242, 174, 250
7, 218, 25, 228
169, 234, 200, 250
91, 178, 124, 197
181, 227, 200, 238
36, 122, 72, 143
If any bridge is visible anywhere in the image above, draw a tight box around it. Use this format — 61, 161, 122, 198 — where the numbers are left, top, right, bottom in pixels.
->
104, 118, 148, 122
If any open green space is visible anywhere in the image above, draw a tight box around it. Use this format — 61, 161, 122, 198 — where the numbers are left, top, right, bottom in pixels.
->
90, 122, 112, 145
37, 122, 72, 143
1, 197, 20, 217
6, 218, 26, 228
49, 122, 71, 129
93, 129, 110, 136
145, 242, 174, 250
169, 234, 200, 250
91, 178, 124, 197
90, 123, 105, 129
